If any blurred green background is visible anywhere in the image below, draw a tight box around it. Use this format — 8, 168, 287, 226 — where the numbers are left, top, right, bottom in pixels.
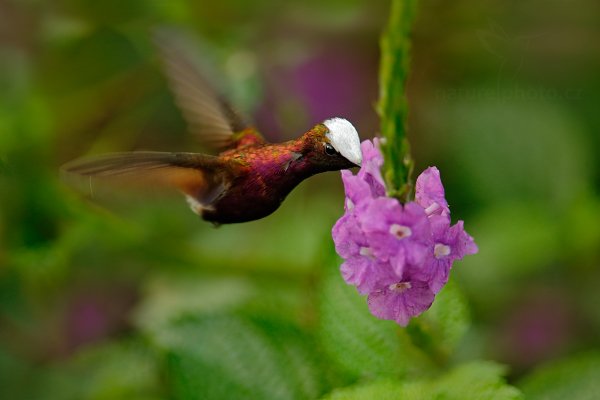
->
1, 0, 599, 399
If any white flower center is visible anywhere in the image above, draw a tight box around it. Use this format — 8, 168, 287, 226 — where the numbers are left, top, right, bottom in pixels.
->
346, 198, 354, 210
359, 246, 375, 259
424, 202, 440, 216
389, 224, 412, 240
389, 282, 412, 293
434, 243, 451, 259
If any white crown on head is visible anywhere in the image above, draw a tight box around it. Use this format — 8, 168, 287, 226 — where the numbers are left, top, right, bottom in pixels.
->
323, 118, 362, 166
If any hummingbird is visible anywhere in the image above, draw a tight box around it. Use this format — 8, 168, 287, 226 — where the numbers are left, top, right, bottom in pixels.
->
63, 33, 362, 225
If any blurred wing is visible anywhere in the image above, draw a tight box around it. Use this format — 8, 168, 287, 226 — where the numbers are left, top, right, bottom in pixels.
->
154, 30, 265, 151
62, 152, 228, 204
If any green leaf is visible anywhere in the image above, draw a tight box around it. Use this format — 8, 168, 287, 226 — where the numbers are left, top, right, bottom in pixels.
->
42, 27, 143, 92
428, 92, 591, 209
133, 275, 257, 335
318, 254, 432, 380
133, 270, 319, 339
187, 183, 343, 275
457, 202, 561, 311
0, 347, 34, 400
561, 193, 600, 265
322, 361, 522, 400
518, 353, 600, 400
34, 341, 161, 400
322, 380, 408, 400
154, 314, 325, 400
409, 279, 470, 362
430, 361, 523, 400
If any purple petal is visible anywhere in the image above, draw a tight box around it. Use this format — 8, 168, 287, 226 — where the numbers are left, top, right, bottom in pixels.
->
402, 202, 432, 240
357, 197, 401, 233
389, 250, 407, 277
361, 173, 386, 198
360, 138, 384, 166
429, 214, 451, 237
332, 213, 367, 259
356, 139, 386, 197
415, 167, 450, 217
341, 170, 373, 207
341, 257, 397, 295
357, 199, 432, 268
332, 157, 478, 326
367, 280, 435, 326
416, 217, 478, 293
419, 257, 452, 294
444, 220, 479, 260
452, 220, 479, 257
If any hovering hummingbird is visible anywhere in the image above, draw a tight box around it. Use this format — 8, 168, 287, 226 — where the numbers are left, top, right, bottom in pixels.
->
63, 33, 362, 225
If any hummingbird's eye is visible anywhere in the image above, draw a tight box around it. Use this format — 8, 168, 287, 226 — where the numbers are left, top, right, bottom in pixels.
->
324, 143, 337, 156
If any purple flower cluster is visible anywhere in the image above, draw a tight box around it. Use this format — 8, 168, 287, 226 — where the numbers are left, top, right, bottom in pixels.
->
332, 139, 478, 326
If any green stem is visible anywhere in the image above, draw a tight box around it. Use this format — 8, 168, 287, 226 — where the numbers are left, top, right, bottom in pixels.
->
377, 0, 418, 202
